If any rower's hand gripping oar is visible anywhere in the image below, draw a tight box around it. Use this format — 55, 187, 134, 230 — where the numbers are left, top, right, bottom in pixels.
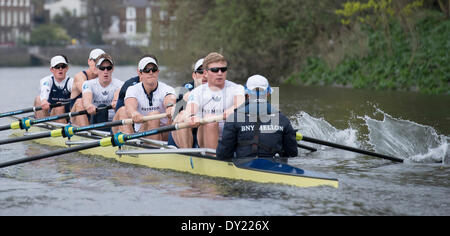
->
0, 115, 224, 168
0, 105, 112, 132
0, 102, 69, 119
296, 132, 404, 163
0, 113, 168, 146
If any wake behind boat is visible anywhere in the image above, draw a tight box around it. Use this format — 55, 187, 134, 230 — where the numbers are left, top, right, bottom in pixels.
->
8, 118, 339, 188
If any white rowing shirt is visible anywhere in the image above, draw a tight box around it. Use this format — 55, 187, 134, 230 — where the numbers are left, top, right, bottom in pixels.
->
187, 80, 245, 117
39, 75, 74, 101
187, 80, 245, 138
82, 78, 124, 120
125, 81, 175, 130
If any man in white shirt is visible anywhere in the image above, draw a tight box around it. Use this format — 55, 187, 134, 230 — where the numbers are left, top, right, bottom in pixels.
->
79, 53, 123, 127
33, 55, 73, 123
124, 57, 176, 140
70, 48, 105, 125
183, 52, 245, 149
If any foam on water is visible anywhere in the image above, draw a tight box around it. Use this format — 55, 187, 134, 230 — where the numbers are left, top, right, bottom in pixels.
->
361, 108, 449, 164
292, 111, 361, 150
292, 109, 449, 164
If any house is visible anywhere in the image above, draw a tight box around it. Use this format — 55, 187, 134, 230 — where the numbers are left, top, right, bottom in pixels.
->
103, 0, 176, 49
0, 0, 32, 46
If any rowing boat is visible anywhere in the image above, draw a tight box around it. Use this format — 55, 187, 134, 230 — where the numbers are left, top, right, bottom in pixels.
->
11, 119, 339, 188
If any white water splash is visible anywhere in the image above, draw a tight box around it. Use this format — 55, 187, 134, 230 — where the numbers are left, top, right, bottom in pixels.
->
361, 109, 449, 164
291, 110, 449, 164
292, 111, 360, 150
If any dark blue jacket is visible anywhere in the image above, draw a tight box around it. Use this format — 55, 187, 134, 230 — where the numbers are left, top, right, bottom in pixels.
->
216, 102, 298, 159
115, 76, 140, 112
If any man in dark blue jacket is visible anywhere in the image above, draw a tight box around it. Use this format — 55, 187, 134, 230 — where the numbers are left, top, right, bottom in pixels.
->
216, 75, 298, 159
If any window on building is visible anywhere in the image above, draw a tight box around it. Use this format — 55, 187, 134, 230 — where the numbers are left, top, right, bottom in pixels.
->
160, 10, 167, 21
19, 10, 24, 25
126, 21, 136, 35
126, 7, 136, 20
146, 7, 152, 19
6, 11, 11, 26
25, 10, 29, 25
0, 0, 5, 7
13, 10, 18, 27
146, 20, 152, 35
0, 10, 5, 26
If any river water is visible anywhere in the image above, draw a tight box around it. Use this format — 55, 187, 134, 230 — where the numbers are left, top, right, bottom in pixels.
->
0, 66, 448, 216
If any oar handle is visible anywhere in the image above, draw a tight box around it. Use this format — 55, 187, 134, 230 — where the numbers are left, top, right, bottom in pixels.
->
122, 113, 169, 125
296, 133, 403, 163
174, 115, 224, 129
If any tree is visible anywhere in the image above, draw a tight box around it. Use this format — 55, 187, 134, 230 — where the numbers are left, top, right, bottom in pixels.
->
53, 8, 85, 43
29, 24, 71, 46
170, 0, 345, 83
335, 0, 425, 59
86, 0, 120, 45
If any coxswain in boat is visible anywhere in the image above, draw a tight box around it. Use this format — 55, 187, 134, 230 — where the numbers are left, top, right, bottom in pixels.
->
123, 56, 177, 140
33, 55, 73, 123
70, 48, 105, 125
183, 52, 245, 149
79, 53, 124, 127
111, 55, 158, 134
168, 58, 207, 148
216, 75, 298, 159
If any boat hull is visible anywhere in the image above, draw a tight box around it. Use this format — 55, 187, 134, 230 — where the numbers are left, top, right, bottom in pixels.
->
15, 126, 339, 188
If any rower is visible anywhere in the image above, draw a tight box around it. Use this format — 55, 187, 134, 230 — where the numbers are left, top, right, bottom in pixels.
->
124, 56, 177, 140
80, 53, 124, 127
70, 48, 105, 126
111, 55, 158, 134
33, 55, 73, 123
169, 58, 207, 148
216, 75, 298, 160
184, 52, 245, 149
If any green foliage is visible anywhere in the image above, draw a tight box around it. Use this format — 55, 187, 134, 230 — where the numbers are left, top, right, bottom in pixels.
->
53, 8, 85, 41
287, 11, 450, 94
169, 0, 448, 94
170, 0, 344, 83
29, 24, 71, 46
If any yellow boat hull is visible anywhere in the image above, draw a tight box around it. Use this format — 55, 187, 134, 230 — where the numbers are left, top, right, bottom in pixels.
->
15, 126, 339, 188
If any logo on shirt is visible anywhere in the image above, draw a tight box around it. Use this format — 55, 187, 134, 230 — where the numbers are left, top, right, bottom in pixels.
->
212, 96, 221, 102
83, 84, 89, 90
102, 91, 109, 96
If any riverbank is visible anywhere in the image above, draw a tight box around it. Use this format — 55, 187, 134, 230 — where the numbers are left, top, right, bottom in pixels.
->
0, 45, 145, 67
285, 11, 449, 95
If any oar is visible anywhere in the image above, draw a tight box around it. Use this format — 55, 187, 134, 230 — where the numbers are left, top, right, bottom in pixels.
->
296, 132, 404, 163
297, 143, 317, 152
0, 113, 168, 146
0, 116, 223, 168
0, 102, 69, 118
0, 105, 112, 132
